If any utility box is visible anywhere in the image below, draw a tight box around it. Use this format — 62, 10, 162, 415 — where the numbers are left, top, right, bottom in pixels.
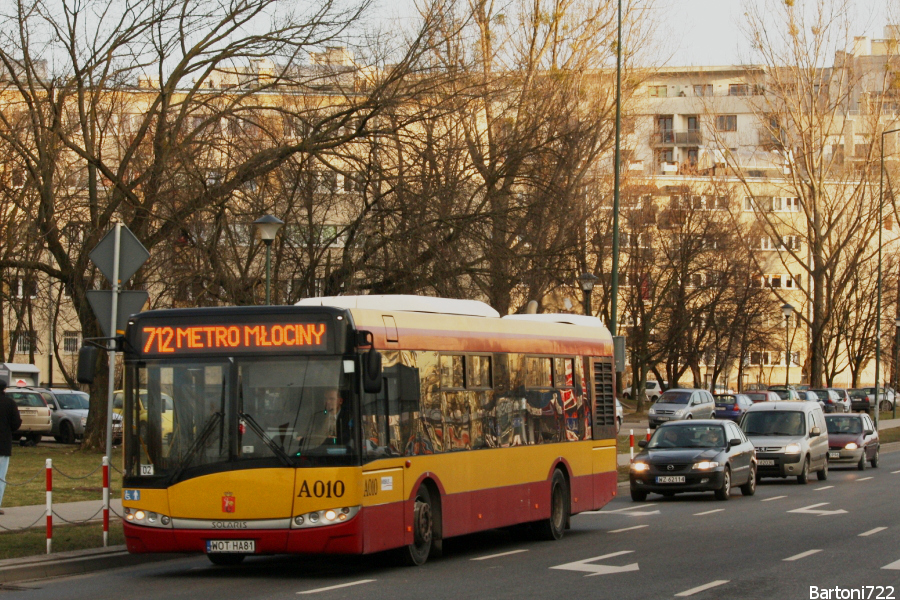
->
0, 363, 41, 387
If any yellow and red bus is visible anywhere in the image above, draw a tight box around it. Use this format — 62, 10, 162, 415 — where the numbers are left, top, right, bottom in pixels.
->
116, 295, 618, 565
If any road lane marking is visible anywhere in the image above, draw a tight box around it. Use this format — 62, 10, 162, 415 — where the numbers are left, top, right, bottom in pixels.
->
550, 551, 639, 576
883, 559, 900, 570
814, 486, 833, 491
860, 527, 887, 537
609, 525, 649, 533
892, 470, 900, 474
674, 580, 730, 597
762, 496, 786, 502
298, 580, 376, 595
788, 503, 847, 516
784, 550, 822, 561
857, 477, 873, 482
693, 509, 724, 516
471, 549, 529, 561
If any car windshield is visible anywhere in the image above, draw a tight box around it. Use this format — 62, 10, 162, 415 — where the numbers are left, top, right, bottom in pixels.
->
745, 393, 768, 403
8, 392, 46, 407
826, 416, 862, 435
648, 424, 726, 449
810, 389, 829, 398
714, 396, 737, 407
657, 391, 690, 405
848, 390, 867, 399
742, 411, 806, 436
54, 393, 89, 410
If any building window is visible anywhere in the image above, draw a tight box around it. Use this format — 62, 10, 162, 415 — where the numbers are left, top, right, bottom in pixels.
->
62, 331, 81, 354
15, 331, 37, 354
693, 84, 713, 97
715, 115, 737, 132
16, 278, 38, 299
728, 84, 750, 96
648, 85, 667, 98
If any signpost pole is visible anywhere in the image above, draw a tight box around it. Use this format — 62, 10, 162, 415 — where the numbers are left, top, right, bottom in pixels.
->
105, 224, 122, 460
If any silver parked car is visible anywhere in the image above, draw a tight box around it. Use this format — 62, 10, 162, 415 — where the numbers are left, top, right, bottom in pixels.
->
44, 388, 90, 444
648, 388, 716, 429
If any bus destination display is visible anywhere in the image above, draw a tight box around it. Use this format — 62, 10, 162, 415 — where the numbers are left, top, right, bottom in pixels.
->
140, 322, 328, 355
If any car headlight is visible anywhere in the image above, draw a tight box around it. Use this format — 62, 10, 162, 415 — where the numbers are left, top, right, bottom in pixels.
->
80, 417, 87, 427
844, 442, 858, 450
784, 443, 802, 454
693, 461, 719, 470
291, 506, 360, 528
631, 462, 649, 472
673, 409, 685, 417
648, 408, 656, 415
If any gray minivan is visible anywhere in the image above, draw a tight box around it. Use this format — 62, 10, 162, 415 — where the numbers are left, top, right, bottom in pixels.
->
740, 400, 829, 484
648, 388, 716, 429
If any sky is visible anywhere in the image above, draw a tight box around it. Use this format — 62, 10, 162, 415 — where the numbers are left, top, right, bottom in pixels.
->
663, 0, 891, 66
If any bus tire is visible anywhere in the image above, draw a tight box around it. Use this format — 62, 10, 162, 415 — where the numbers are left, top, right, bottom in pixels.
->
537, 470, 568, 541
403, 486, 434, 566
207, 553, 245, 566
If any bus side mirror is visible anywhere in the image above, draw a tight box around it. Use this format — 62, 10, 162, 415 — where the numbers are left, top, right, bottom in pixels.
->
363, 348, 382, 393
77, 346, 99, 384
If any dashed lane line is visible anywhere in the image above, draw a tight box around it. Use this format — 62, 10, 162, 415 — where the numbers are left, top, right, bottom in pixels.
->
784, 550, 822, 561
674, 580, 730, 597
471, 549, 529, 561
891, 469, 900, 474
856, 477, 873, 482
883, 559, 900, 570
762, 496, 787, 502
860, 527, 887, 537
693, 509, 725, 516
298, 580, 376, 595
609, 525, 649, 533
814, 486, 834, 491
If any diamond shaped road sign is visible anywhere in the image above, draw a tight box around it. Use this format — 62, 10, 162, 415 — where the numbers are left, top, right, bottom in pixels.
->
89, 225, 150, 284
86, 290, 150, 337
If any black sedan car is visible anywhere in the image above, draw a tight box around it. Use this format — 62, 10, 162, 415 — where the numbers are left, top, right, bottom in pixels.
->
630, 420, 757, 502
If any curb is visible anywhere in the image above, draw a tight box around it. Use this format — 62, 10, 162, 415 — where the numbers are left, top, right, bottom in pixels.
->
0, 545, 189, 584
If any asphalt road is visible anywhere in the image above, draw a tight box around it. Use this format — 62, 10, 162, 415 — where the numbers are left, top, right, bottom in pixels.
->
4, 452, 900, 600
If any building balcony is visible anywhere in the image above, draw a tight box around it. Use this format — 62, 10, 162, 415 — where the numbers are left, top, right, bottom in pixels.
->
650, 129, 702, 146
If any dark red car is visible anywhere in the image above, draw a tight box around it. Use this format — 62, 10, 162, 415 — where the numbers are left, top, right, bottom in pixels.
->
824, 413, 879, 470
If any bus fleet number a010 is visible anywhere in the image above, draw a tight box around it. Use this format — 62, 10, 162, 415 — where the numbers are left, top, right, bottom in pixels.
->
298, 480, 345, 498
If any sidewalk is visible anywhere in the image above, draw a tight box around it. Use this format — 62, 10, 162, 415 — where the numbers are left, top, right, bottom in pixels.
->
1, 498, 123, 532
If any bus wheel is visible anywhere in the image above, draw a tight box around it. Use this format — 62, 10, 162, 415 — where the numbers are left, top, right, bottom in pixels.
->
404, 486, 434, 566
537, 470, 569, 541
207, 553, 245, 566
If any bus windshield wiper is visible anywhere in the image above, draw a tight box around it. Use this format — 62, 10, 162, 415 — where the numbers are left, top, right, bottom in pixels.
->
167, 412, 223, 485
239, 412, 293, 467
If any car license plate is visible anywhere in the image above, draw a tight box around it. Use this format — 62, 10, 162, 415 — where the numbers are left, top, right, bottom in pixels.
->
656, 476, 685, 483
758, 459, 775, 466
656, 416, 669, 421
206, 540, 255, 553
829, 451, 840, 459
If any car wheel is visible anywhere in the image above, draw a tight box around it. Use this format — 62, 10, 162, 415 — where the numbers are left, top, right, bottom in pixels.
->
880, 400, 891, 412
207, 553, 245, 566
871, 446, 879, 468
740, 464, 757, 496
403, 485, 436, 565
616, 417, 622, 434
26, 433, 42, 445
537, 470, 569, 541
857, 453, 867, 471
797, 457, 810, 484
817, 459, 828, 481
623, 392, 631, 400
630, 488, 647, 502
714, 467, 731, 501
59, 421, 76, 445
686, 415, 693, 420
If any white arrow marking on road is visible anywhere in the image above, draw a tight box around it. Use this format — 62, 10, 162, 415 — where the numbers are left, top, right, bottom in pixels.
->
784, 549, 822, 561
814, 486, 833, 491
882, 558, 900, 570
551, 551, 639, 577
856, 477, 873, 482
298, 580, 375, 595
762, 495, 787, 502
860, 527, 887, 537
693, 509, 724, 516
609, 525, 649, 533
471, 549, 529, 561
674, 580, 730, 597
788, 503, 847, 517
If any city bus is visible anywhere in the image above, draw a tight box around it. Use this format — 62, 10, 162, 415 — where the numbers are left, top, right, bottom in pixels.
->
106, 295, 618, 565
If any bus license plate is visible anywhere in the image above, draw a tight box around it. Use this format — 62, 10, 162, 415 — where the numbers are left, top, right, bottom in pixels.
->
206, 540, 255, 554
656, 476, 685, 484
758, 459, 774, 466
828, 451, 840, 459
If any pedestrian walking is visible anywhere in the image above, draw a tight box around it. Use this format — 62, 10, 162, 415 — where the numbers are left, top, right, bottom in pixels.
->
0, 379, 22, 514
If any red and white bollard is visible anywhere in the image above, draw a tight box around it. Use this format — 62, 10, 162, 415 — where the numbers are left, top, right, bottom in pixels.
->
102, 456, 110, 547
45, 458, 52, 554
629, 429, 634, 462
646, 428, 651, 442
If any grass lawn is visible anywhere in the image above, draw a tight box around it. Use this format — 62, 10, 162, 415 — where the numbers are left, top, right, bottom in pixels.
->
0, 522, 125, 561
880, 427, 900, 444
2, 445, 123, 508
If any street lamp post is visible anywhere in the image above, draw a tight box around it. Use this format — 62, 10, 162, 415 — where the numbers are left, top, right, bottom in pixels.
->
610, 0, 623, 337
253, 215, 284, 305
895, 318, 900, 420
579, 272, 599, 316
877, 128, 900, 429
782, 303, 794, 388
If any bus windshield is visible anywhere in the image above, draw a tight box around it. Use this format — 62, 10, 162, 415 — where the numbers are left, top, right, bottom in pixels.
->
128, 356, 356, 480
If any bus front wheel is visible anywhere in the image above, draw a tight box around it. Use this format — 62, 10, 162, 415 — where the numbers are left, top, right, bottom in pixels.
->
537, 469, 569, 541
404, 486, 435, 566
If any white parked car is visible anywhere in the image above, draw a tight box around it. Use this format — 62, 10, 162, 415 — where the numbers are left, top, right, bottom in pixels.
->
622, 380, 663, 402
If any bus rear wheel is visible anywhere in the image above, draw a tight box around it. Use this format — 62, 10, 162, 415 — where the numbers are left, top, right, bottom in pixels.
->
537, 470, 569, 541
207, 553, 245, 566
403, 486, 434, 566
